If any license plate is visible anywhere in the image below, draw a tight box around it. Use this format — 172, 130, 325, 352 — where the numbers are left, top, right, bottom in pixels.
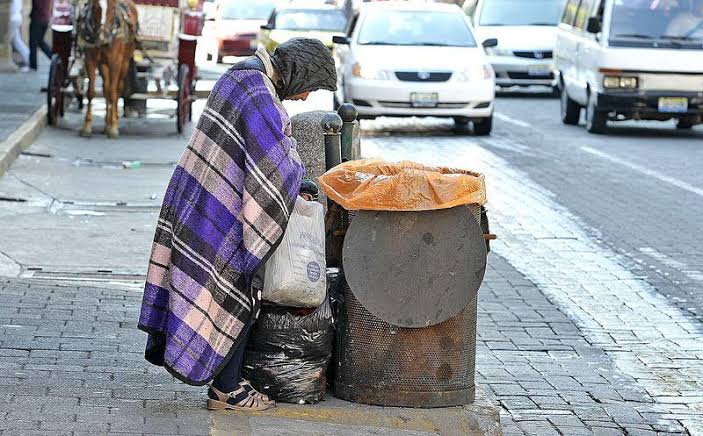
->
527, 64, 551, 76
410, 92, 438, 108
658, 97, 688, 113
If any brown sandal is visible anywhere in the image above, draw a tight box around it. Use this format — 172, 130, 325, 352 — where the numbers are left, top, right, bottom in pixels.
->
239, 379, 274, 404
207, 386, 273, 411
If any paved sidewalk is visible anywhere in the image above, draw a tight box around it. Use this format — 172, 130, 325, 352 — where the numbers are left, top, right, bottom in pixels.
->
0, 64, 47, 144
0, 277, 499, 436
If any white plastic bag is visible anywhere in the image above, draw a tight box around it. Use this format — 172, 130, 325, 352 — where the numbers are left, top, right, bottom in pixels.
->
263, 198, 326, 307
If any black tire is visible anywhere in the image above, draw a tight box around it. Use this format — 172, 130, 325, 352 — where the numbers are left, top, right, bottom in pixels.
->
560, 85, 581, 125
473, 115, 493, 136
585, 92, 607, 134
177, 64, 192, 134
677, 119, 695, 129
217, 55, 223, 64
47, 54, 64, 126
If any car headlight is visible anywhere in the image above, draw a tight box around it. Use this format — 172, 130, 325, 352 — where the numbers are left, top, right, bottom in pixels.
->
603, 75, 638, 89
455, 65, 494, 81
352, 62, 393, 80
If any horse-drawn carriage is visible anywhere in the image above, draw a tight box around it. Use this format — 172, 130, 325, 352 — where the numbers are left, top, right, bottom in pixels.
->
48, 0, 205, 135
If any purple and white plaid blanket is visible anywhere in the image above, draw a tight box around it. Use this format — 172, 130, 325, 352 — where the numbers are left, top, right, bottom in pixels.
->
137, 67, 304, 385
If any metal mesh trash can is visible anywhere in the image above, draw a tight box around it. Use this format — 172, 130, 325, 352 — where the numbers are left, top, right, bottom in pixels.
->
331, 205, 487, 408
334, 281, 477, 408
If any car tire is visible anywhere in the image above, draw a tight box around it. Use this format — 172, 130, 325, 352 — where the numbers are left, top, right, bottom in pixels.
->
560, 86, 581, 125
452, 117, 470, 135
585, 92, 607, 134
473, 115, 493, 136
677, 118, 696, 129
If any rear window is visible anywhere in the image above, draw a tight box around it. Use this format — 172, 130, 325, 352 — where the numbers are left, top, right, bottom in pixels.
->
479, 0, 567, 26
275, 10, 348, 31
221, 0, 277, 20
357, 10, 477, 47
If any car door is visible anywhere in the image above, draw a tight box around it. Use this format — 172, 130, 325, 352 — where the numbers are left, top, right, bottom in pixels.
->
573, 0, 599, 104
335, 12, 359, 103
556, 0, 583, 99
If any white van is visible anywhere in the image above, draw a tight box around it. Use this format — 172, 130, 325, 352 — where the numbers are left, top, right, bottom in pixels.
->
464, 0, 567, 90
555, 0, 703, 133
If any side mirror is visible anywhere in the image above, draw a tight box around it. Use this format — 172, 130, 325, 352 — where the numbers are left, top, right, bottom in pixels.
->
260, 24, 272, 30
586, 17, 601, 34
333, 35, 350, 45
482, 38, 498, 48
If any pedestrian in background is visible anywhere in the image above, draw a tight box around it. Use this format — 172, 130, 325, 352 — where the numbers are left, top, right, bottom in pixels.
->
29, 0, 53, 70
10, 0, 30, 71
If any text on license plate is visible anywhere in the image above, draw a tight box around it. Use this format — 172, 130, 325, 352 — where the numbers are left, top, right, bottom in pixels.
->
658, 97, 688, 113
411, 92, 438, 108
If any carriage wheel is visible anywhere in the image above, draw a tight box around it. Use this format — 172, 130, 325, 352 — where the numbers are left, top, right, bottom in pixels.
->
47, 54, 65, 126
177, 64, 192, 134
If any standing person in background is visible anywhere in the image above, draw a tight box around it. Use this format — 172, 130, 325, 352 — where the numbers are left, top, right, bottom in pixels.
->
29, 0, 53, 70
10, 0, 30, 71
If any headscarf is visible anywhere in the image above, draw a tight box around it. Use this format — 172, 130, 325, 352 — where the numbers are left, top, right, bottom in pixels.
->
270, 38, 338, 99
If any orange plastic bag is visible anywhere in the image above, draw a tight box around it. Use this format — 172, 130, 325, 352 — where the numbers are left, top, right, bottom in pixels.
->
318, 159, 486, 211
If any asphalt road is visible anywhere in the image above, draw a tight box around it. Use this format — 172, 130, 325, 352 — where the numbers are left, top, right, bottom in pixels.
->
1, 79, 702, 434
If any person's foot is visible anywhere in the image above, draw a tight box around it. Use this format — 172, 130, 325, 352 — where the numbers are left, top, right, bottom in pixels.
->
239, 379, 274, 404
19, 66, 30, 73
207, 386, 273, 411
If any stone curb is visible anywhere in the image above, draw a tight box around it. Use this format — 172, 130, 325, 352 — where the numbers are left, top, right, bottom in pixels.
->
0, 105, 47, 177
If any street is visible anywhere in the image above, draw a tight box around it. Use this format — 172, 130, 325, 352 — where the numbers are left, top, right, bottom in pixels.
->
1, 82, 702, 435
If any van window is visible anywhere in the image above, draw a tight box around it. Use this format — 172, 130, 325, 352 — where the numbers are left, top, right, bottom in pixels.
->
574, 0, 596, 29
561, 0, 581, 26
609, 0, 703, 48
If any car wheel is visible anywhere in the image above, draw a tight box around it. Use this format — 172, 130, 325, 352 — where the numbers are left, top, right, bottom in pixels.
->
677, 118, 696, 129
560, 86, 581, 125
585, 92, 607, 134
473, 115, 493, 136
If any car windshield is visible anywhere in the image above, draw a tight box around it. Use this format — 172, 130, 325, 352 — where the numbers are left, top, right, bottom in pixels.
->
221, 0, 277, 20
275, 10, 348, 31
357, 10, 477, 47
479, 0, 566, 26
610, 0, 703, 43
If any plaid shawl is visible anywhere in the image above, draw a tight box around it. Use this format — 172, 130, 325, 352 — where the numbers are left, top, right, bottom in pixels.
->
137, 67, 304, 386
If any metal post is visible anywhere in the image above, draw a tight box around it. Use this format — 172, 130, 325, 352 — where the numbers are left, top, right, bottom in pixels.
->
337, 103, 358, 162
322, 112, 343, 171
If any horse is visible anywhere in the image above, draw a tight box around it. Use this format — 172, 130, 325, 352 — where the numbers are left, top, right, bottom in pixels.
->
78, 0, 138, 138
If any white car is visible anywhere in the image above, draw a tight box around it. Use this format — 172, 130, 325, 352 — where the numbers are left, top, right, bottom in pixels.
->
464, 0, 567, 90
556, 0, 703, 133
333, 2, 496, 135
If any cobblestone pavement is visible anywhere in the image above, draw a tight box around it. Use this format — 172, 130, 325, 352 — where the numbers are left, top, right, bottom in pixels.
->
0, 278, 489, 436
362, 117, 703, 435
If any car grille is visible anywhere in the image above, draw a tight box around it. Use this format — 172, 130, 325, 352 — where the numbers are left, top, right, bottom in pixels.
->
513, 50, 553, 59
507, 71, 555, 80
395, 71, 453, 82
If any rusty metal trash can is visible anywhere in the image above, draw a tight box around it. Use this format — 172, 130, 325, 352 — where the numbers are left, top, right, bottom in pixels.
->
330, 205, 489, 408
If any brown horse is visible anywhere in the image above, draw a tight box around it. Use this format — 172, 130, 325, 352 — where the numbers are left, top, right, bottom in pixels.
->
79, 0, 138, 138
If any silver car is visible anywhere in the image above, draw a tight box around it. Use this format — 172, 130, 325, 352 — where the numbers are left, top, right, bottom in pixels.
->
464, 0, 566, 90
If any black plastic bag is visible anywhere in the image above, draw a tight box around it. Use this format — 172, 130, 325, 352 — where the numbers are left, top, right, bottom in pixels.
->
242, 296, 333, 404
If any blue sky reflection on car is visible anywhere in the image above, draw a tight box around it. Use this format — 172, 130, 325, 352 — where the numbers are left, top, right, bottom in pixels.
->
357, 11, 477, 47
275, 9, 347, 31
479, 0, 566, 26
